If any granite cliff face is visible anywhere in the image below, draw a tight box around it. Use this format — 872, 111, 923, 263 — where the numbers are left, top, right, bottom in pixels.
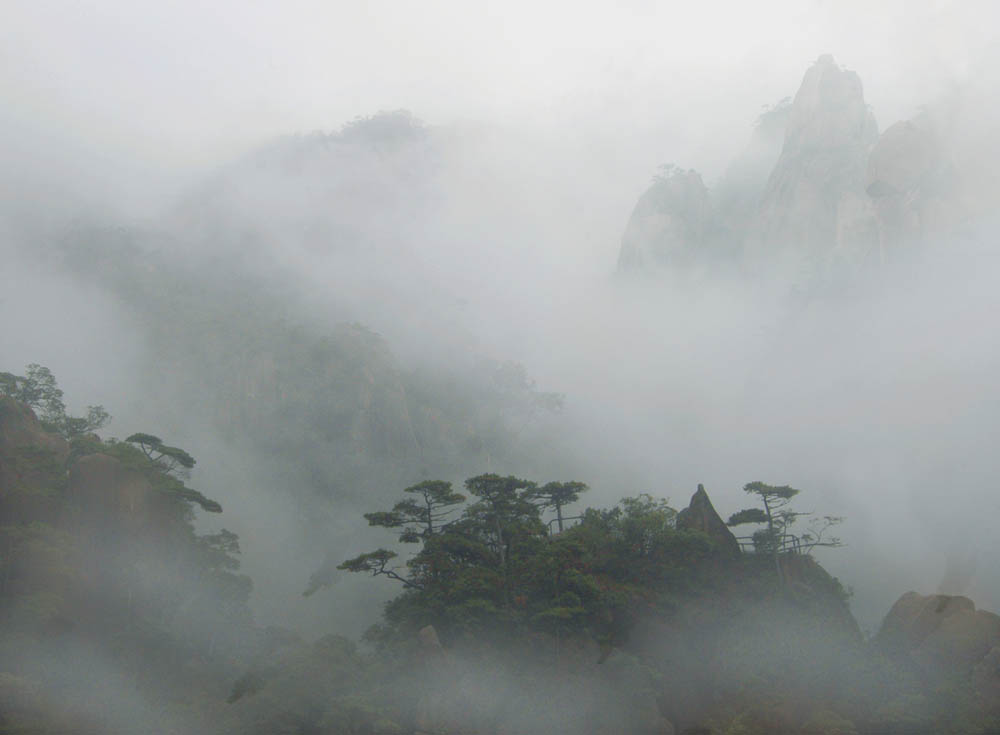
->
715, 97, 791, 234
749, 54, 879, 279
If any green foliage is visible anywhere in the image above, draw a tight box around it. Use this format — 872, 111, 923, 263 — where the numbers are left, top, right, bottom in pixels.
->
331, 477, 714, 646
0, 364, 65, 423
0, 367, 253, 734
60, 405, 111, 438
125, 432, 197, 474
728, 481, 843, 560
530, 480, 587, 509
338, 549, 402, 576
99, 435, 221, 514
0, 364, 110, 438
172, 485, 223, 513
306, 481, 467, 597
198, 529, 242, 571
527, 480, 587, 532
309, 476, 984, 735
652, 163, 685, 183
743, 481, 800, 501
728, 508, 768, 526
365, 479, 466, 542
754, 96, 792, 138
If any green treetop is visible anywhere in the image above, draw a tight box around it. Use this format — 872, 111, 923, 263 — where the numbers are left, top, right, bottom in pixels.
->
0, 363, 110, 438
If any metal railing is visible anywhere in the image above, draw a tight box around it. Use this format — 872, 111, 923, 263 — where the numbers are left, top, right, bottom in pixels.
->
546, 516, 583, 535
544, 518, 804, 557
735, 533, 802, 555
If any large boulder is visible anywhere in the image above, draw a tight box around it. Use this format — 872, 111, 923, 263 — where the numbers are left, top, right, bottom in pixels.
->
876, 592, 975, 654
675, 484, 740, 556
875, 591, 1000, 677
917, 606, 1000, 674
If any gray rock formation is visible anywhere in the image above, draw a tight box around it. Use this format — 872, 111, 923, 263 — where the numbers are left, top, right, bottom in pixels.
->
716, 97, 791, 233
865, 116, 958, 260
617, 56, 887, 283
972, 645, 1000, 705
615, 53, 994, 287
876, 591, 1000, 678
748, 55, 879, 280
617, 167, 716, 271
675, 484, 741, 556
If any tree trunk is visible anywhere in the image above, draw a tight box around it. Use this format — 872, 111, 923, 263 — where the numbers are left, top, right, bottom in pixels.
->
495, 516, 509, 604
764, 497, 784, 585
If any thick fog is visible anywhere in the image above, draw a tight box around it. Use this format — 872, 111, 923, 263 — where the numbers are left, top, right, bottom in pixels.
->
2, 2, 1000, 731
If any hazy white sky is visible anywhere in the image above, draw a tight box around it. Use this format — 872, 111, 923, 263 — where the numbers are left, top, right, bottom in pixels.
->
3, 0, 995, 178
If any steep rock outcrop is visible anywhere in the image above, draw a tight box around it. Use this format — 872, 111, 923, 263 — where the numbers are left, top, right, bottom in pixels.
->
0, 398, 69, 525
66, 453, 159, 531
617, 168, 716, 270
0, 398, 69, 493
632, 550, 861, 731
716, 97, 792, 233
748, 55, 879, 279
675, 484, 740, 556
618, 56, 886, 283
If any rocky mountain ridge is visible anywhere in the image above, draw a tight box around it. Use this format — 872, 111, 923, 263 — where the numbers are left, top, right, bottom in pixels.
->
618, 54, 970, 285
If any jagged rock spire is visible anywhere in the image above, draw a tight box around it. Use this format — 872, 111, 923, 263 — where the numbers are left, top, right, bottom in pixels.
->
676, 483, 741, 556
747, 54, 879, 280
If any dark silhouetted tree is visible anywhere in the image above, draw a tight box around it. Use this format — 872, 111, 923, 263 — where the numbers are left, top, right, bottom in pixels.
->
728, 481, 842, 582
528, 481, 588, 532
